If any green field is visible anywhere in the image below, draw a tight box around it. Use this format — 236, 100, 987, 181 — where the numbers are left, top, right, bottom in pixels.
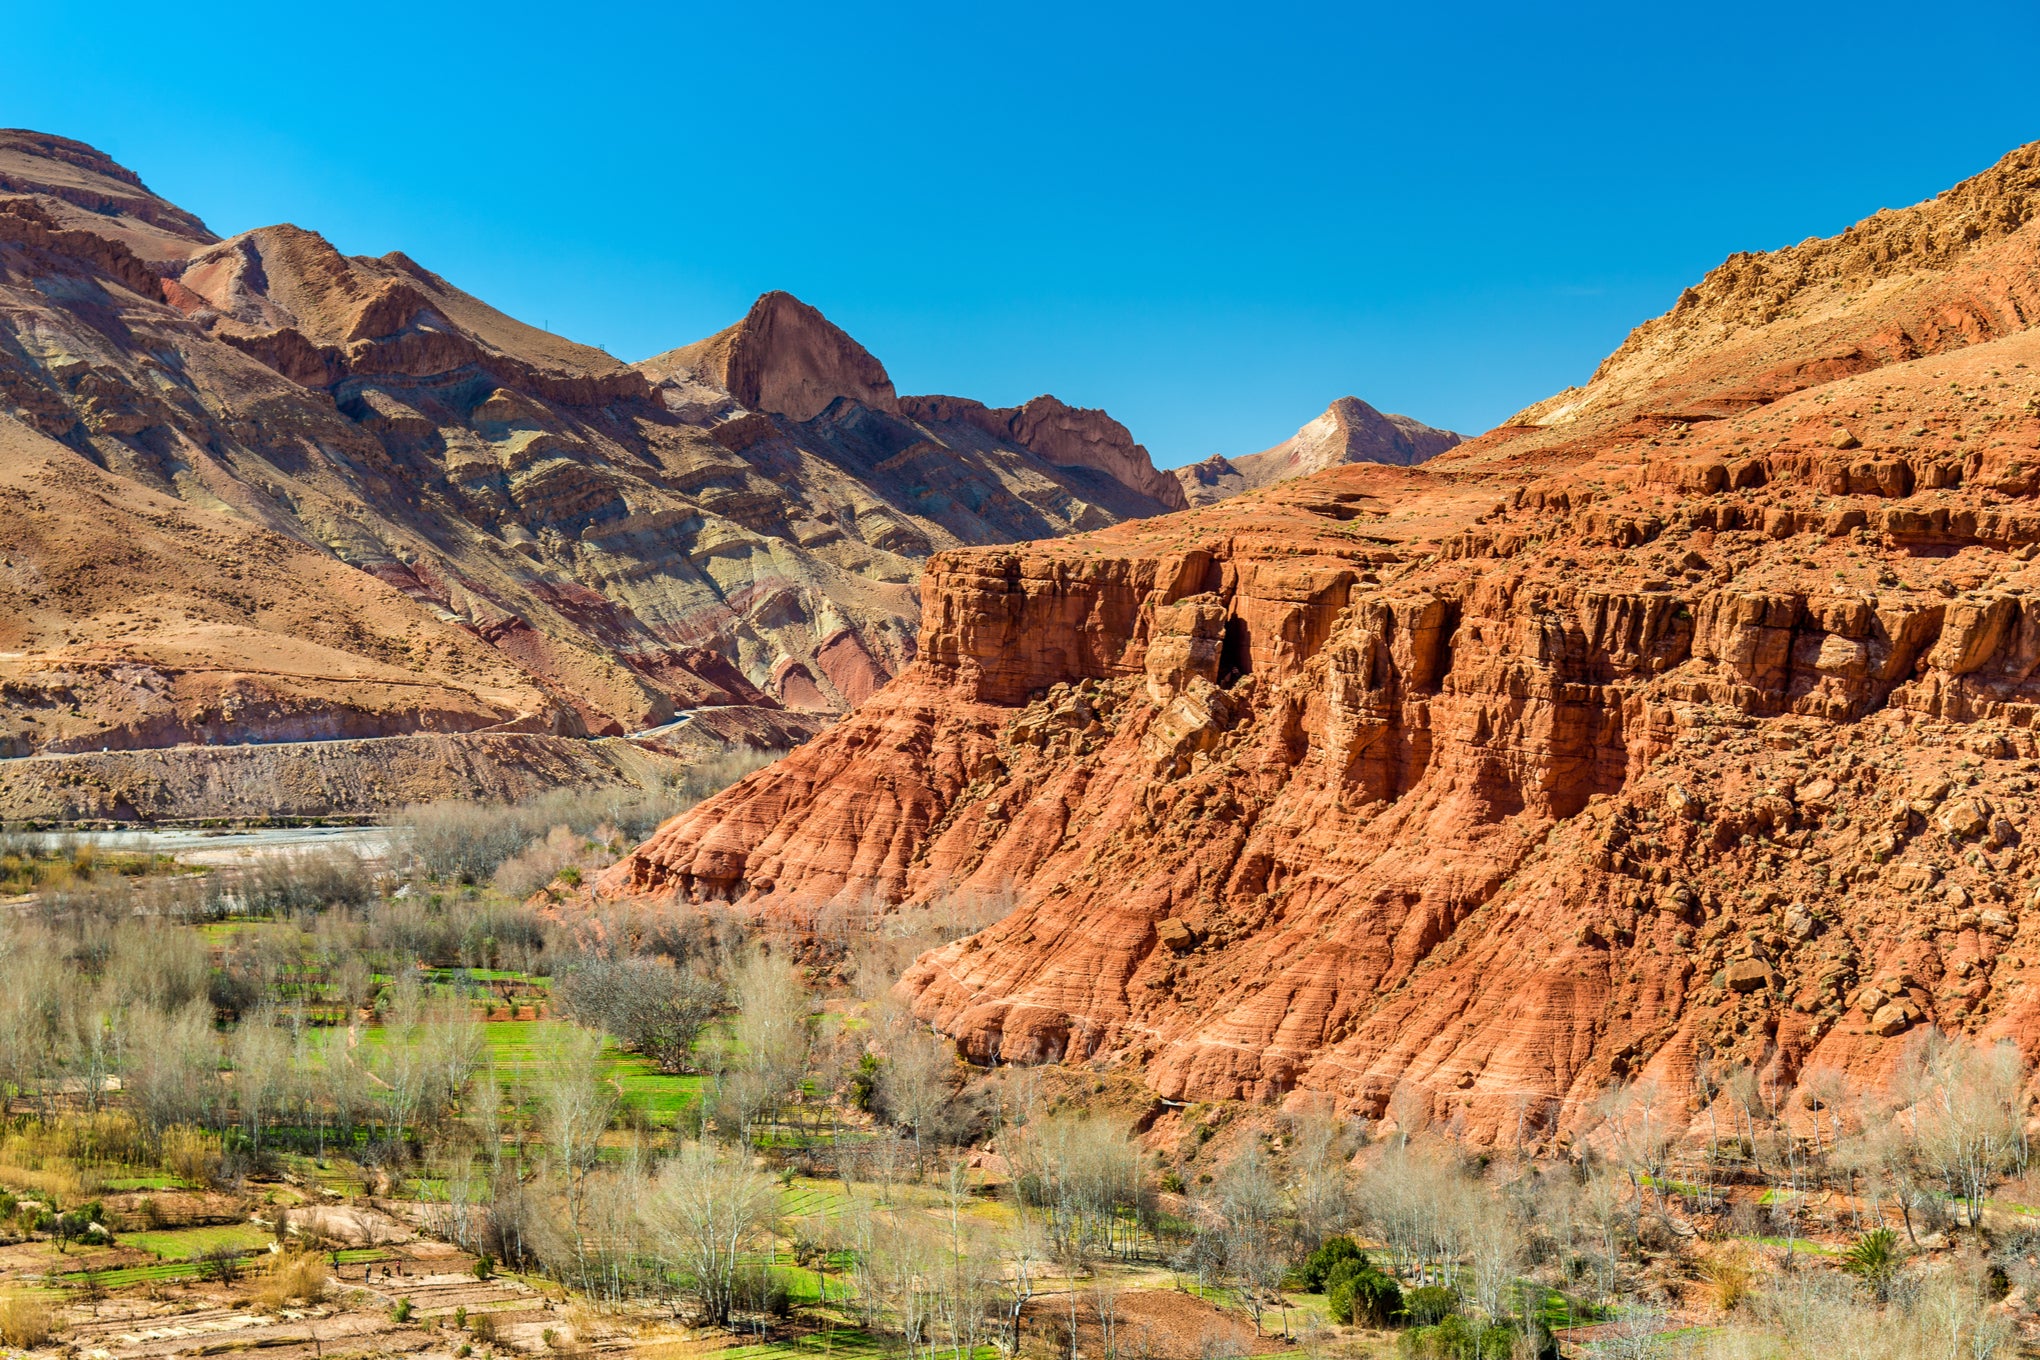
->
713, 1328, 988, 1360
101, 1175, 198, 1192
122, 1222, 274, 1259
473, 1020, 704, 1121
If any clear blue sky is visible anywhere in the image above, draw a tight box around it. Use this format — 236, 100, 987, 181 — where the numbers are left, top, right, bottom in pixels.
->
9, 2, 2038, 465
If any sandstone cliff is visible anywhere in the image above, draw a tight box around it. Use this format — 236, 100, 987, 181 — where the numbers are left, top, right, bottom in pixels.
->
0, 131, 1181, 814
603, 140, 2040, 1144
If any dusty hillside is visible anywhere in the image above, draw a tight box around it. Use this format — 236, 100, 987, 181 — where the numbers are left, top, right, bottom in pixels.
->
1174, 396, 1462, 506
0, 130, 1185, 815
602, 140, 2040, 1143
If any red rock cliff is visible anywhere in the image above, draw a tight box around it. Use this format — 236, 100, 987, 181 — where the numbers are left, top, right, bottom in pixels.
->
601, 141, 2040, 1144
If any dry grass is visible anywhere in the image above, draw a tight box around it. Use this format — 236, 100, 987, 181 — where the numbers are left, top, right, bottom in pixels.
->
159, 1126, 223, 1189
563, 1301, 609, 1344
1699, 1245, 1757, 1313
0, 1294, 55, 1348
0, 1156, 86, 1202
254, 1252, 331, 1313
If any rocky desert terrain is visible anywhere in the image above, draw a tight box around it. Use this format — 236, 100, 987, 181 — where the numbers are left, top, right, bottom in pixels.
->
604, 140, 2040, 1141
0, 131, 1206, 819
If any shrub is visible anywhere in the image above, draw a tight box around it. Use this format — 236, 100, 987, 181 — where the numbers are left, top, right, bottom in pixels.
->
732, 1266, 792, 1318
160, 1126, 224, 1188
392, 1297, 415, 1324
1398, 1315, 1514, 1360
0, 1294, 54, 1349
1302, 1235, 1367, 1292
195, 1243, 243, 1285
401, 757, 773, 886
1402, 1284, 1459, 1326
1328, 1262, 1404, 1328
469, 1310, 498, 1342
473, 1252, 495, 1281
243, 849, 377, 915
492, 826, 594, 900
1699, 1246, 1754, 1312
1842, 1226, 1902, 1301
273, 1252, 330, 1306
848, 1052, 881, 1112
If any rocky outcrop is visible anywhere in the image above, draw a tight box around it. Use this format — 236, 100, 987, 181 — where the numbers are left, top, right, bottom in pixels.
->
604, 138, 2040, 1145
1172, 454, 1248, 507
0, 128, 214, 262
643, 291, 898, 422
900, 394, 1188, 510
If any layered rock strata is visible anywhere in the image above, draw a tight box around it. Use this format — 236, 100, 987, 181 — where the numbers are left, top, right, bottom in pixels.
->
0, 131, 1183, 813
604, 140, 2040, 1142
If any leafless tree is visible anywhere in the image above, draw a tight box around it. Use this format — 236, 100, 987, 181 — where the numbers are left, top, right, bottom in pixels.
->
639, 1141, 780, 1326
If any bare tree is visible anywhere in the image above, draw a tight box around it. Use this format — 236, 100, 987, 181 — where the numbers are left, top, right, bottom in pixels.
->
1212, 1145, 1287, 1336
639, 1141, 780, 1327
878, 1026, 963, 1178
538, 1027, 618, 1290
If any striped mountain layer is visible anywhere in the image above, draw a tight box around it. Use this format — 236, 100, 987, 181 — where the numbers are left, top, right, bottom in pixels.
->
0, 130, 1189, 812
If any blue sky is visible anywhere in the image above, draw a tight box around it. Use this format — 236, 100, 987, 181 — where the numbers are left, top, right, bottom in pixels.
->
10, 2, 2038, 465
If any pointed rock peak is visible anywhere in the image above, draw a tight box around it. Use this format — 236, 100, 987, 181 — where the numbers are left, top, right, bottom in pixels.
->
642, 290, 897, 423
1306, 395, 1462, 465
1239, 396, 1462, 485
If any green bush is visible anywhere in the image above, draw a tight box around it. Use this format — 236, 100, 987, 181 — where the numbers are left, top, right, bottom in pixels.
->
849, 1052, 882, 1112
1328, 1262, 1404, 1327
1398, 1314, 1514, 1360
1301, 1235, 1366, 1292
1402, 1284, 1459, 1326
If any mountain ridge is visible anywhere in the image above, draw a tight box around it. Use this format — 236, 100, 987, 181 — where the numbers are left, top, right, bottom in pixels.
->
0, 130, 1183, 817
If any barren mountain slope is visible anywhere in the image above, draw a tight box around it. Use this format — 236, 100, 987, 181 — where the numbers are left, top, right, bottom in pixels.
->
1174, 397, 1462, 507
0, 131, 1183, 814
603, 140, 2040, 1143
1173, 397, 1462, 507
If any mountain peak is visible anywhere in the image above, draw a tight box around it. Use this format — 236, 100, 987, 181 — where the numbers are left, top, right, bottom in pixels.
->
641, 291, 897, 422
1175, 396, 1461, 503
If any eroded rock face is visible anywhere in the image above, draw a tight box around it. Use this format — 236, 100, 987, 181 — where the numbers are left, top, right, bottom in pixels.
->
900, 394, 1188, 510
606, 139, 2040, 1143
642, 291, 898, 423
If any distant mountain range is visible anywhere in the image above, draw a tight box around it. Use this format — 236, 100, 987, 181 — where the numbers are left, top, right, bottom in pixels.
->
0, 129, 1454, 818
